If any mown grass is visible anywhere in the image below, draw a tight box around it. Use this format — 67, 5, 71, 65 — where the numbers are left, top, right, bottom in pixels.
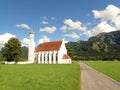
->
84, 61, 120, 82
0, 63, 80, 90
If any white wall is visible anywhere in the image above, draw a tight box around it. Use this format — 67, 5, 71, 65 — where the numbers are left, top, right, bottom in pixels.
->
58, 40, 67, 64
34, 40, 71, 64
35, 50, 59, 64
62, 59, 72, 64
5, 61, 33, 64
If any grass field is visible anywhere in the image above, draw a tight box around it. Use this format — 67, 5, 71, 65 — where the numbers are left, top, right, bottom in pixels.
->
84, 61, 120, 82
0, 63, 80, 90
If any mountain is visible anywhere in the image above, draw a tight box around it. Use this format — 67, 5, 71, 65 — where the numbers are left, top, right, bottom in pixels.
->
89, 30, 120, 46
66, 30, 120, 60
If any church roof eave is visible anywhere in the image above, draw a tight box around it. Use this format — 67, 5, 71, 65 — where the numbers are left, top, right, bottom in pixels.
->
35, 40, 62, 52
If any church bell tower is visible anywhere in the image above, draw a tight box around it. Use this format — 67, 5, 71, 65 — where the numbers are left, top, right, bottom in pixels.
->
28, 31, 35, 62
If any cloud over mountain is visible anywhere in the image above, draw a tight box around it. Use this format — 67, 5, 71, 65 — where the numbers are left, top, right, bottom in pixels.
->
63, 32, 80, 39
84, 4, 120, 37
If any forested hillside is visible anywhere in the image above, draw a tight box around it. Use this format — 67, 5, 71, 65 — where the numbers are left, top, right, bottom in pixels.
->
66, 30, 120, 60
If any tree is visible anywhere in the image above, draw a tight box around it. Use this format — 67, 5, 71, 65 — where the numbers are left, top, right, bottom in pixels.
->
66, 46, 75, 60
1, 38, 22, 62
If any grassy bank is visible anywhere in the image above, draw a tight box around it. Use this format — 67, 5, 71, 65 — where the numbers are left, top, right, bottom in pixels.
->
84, 61, 120, 82
0, 64, 80, 90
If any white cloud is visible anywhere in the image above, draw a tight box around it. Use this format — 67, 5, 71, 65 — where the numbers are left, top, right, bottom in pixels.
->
0, 33, 16, 45
60, 19, 86, 32
60, 25, 68, 32
21, 38, 36, 47
16, 24, 31, 30
84, 21, 116, 37
83, 4, 120, 37
93, 4, 120, 20
40, 26, 57, 33
63, 32, 80, 39
38, 35, 50, 44
21, 38, 29, 47
92, 4, 120, 30
94, 21, 116, 33
42, 21, 48, 25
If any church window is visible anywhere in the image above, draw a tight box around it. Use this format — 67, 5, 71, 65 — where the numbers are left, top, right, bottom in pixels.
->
35, 54, 38, 62
44, 54, 45, 63
56, 53, 58, 63
47, 53, 49, 63
40, 54, 42, 62
51, 53, 53, 63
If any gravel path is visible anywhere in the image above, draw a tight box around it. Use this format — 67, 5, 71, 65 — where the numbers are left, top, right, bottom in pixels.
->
80, 62, 120, 90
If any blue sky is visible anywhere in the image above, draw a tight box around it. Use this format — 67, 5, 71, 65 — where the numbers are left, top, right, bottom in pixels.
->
0, 0, 120, 47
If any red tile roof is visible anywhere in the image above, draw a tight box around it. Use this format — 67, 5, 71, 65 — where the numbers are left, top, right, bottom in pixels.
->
35, 40, 62, 52
62, 54, 70, 59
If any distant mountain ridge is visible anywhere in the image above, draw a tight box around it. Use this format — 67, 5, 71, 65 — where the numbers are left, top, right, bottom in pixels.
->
66, 30, 120, 60
89, 30, 120, 46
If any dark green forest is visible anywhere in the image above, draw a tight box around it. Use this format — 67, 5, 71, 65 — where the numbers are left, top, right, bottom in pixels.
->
66, 30, 120, 60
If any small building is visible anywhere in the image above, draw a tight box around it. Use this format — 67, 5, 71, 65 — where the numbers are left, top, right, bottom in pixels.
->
35, 40, 71, 64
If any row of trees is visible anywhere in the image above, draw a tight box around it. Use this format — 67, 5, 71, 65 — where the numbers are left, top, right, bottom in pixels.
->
66, 40, 120, 61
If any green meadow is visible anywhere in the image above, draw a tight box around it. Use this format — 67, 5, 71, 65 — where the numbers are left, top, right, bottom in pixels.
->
0, 64, 80, 90
84, 61, 120, 82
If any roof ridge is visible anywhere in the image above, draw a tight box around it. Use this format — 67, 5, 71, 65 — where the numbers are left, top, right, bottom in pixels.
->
43, 40, 62, 44
35, 40, 63, 52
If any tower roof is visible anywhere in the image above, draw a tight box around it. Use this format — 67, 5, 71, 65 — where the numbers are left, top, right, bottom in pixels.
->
35, 40, 63, 52
29, 31, 34, 34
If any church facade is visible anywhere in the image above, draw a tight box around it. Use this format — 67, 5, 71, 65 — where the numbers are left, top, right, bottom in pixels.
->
34, 40, 71, 64
27, 31, 71, 64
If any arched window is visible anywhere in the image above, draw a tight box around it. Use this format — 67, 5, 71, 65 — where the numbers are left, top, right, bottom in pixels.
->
47, 53, 49, 63
56, 53, 58, 64
51, 53, 53, 64
35, 54, 38, 63
44, 54, 45, 63
40, 53, 42, 62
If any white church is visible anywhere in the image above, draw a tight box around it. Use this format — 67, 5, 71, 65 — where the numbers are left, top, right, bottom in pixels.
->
28, 31, 71, 64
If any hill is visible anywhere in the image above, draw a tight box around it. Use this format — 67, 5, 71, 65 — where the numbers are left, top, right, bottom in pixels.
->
89, 30, 120, 46
66, 30, 120, 60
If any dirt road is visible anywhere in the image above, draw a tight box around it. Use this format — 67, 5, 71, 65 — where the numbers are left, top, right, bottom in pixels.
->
80, 62, 120, 90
